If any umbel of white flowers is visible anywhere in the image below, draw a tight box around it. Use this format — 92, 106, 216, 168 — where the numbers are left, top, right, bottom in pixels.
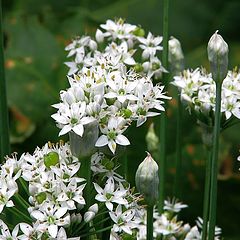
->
135, 152, 159, 206
207, 30, 228, 81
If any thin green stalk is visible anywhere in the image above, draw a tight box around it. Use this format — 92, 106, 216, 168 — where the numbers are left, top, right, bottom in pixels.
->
147, 205, 154, 240
208, 81, 222, 240
202, 148, 212, 240
79, 225, 113, 238
123, 151, 128, 181
79, 157, 92, 208
173, 94, 182, 198
0, 0, 10, 161
158, 0, 169, 213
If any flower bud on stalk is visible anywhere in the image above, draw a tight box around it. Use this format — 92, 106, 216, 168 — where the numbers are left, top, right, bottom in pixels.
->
168, 36, 184, 75
135, 152, 159, 206
69, 121, 99, 158
207, 31, 228, 82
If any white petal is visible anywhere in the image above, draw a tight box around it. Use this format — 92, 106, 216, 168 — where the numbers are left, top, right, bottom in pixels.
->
95, 135, 108, 147
31, 210, 45, 221
48, 224, 58, 238
115, 135, 130, 146
108, 140, 116, 154
20, 223, 32, 236
59, 125, 72, 136
55, 207, 68, 219
73, 124, 84, 136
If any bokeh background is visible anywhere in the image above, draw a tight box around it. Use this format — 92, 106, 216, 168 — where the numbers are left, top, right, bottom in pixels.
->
2, 0, 240, 239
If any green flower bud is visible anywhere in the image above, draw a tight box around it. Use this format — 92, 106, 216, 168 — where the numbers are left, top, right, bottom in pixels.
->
135, 152, 159, 206
207, 31, 228, 82
44, 151, 59, 168
168, 36, 184, 75
69, 121, 99, 158
134, 63, 144, 73
146, 123, 159, 153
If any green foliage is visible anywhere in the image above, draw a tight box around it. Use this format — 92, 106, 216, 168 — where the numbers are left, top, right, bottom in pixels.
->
2, 0, 240, 238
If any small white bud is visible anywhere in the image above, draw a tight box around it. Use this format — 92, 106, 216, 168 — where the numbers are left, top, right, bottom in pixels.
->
168, 36, 184, 74
71, 213, 82, 223
207, 31, 228, 81
84, 211, 96, 223
88, 203, 98, 214
89, 40, 97, 51
96, 29, 104, 43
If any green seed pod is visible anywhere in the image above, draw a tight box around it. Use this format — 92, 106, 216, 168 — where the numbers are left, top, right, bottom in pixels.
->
135, 152, 159, 206
36, 192, 47, 204
133, 27, 145, 37
44, 151, 59, 168
207, 31, 228, 82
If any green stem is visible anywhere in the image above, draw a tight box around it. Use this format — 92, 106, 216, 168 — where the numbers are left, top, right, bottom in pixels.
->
208, 81, 222, 240
79, 225, 113, 238
79, 156, 92, 208
0, 0, 10, 161
123, 151, 128, 182
173, 94, 182, 198
147, 205, 154, 240
202, 148, 212, 240
158, 0, 169, 213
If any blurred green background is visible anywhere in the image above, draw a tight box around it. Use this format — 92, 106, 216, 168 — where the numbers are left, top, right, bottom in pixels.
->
2, 0, 240, 239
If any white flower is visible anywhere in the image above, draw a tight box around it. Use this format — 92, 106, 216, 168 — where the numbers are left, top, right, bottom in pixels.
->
109, 204, 136, 235
164, 198, 188, 213
95, 116, 130, 154
153, 215, 182, 236
138, 32, 163, 59
100, 19, 136, 41
57, 180, 86, 210
51, 102, 95, 136
30, 203, 70, 238
93, 177, 127, 211
0, 178, 17, 213
0, 220, 19, 239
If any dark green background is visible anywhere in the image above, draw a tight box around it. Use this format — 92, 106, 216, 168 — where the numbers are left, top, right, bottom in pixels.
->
2, 0, 240, 239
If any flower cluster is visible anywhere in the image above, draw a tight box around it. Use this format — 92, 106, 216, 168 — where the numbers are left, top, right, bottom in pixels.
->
53, 53, 170, 154
172, 67, 240, 126
0, 143, 144, 239
65, 18, 166, 79
135, 199, 221, 240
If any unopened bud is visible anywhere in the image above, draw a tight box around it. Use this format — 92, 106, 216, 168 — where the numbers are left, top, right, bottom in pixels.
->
207, 31, 228, 81
84, 211, 96, 223
96, 29, 104, 43
69, 121, 99, 158
135, 152, 159, 206
146, 123, 159, 153
71, 213, 82, 223
88, 203, 98, 214
168, 36, 184, 75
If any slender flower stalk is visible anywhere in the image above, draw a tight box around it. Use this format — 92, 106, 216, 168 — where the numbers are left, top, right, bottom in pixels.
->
147, 205, 154, 240
0, 0, 10, 161
79, 157, 92, 209
208, 81, 222, 240
207, 31, 228, 240
173, 94, 182, 198
201, 149, 212, 240
169, 37, 184, 198
159, 0, 169, 213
